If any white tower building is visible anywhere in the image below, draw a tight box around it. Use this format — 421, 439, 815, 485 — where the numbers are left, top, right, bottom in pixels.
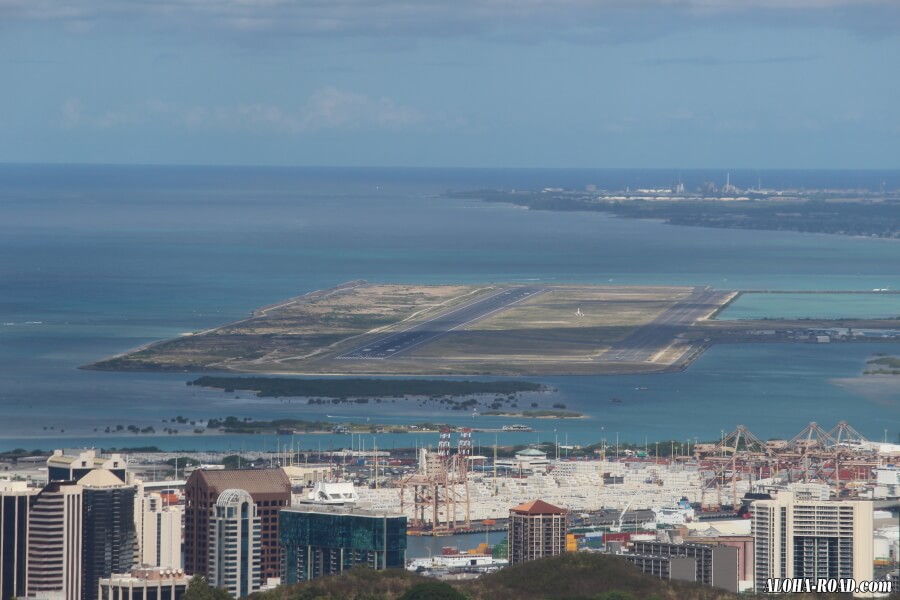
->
136, 493, 182, 570
751, 492, 873, 593
208, 489, 261, 598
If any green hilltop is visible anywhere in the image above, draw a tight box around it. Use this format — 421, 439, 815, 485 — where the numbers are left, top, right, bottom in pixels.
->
244, 553, 897, 600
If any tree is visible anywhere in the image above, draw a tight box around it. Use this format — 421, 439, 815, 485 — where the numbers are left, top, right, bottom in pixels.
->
221, 455, 244, 469
182, 575, 232, 600
397, 581, 468, 600
594, 592, 637, 600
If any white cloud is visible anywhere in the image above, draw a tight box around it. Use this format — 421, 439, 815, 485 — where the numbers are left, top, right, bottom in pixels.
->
59, 88, 447, 134
61, 98, 132, 129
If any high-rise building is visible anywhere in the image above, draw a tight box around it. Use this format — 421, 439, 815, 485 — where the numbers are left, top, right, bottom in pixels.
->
135, 493, 182, 570
80, 470, 137, 600
26, 481, 84, 600
99, 567, 189, 600
630, 541, 739, 593
0, 481, 36, 600
682, 533, 755, 591
47, 450, 127, 483
508, 499, 567, 565
26, 470, 136, 600
183, 469, 290, 583
620, 553, 697, 583
280, 504, 407, 583
207, 490, 261, 598
751, 492, 874, 593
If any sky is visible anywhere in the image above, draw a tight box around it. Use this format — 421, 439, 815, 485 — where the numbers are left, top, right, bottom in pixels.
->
1, 0, 899, 168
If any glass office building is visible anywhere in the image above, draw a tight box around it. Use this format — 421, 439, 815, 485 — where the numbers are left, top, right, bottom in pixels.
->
279, 505, 406, 583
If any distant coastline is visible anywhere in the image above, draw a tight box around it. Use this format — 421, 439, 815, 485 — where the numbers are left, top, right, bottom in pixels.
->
447, 187, 900, 239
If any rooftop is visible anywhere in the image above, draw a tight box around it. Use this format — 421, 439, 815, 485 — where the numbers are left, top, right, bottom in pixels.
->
190, 468, 291, 496
78, 469, 126, 488
285, 502, 404, 519
516, 448, 547, 457
102, 567, 188, 584
510, 499, 566, 515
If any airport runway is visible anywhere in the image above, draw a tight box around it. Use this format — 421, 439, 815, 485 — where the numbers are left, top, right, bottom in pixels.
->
603, 287, 730, 363
336, 286, 546, 360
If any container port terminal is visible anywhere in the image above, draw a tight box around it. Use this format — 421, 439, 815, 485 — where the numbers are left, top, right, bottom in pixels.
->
11, 420, 900, 533
8, 420, 900, 593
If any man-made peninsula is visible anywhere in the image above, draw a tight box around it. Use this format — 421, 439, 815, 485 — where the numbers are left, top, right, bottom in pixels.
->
85, 282, 900, 376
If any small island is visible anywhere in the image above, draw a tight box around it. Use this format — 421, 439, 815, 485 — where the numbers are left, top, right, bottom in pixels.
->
481, 410, 583, 419
204, 416, 543, 435
864, 355, 900, 375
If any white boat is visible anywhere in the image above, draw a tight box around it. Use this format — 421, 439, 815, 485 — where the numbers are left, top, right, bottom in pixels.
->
643, 497, 695, 528
502, 424, 533, 432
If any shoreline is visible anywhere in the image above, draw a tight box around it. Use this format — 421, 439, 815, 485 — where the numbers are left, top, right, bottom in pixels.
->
457, 191, 900, 241
80, 335, 900, 377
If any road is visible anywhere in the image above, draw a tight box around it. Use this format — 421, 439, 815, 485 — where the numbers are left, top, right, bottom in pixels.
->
603, 287, 730, 363
336, 286, 546, 360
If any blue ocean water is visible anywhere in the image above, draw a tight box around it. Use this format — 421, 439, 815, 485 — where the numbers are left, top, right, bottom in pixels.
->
719, 293, 900, 320
2, 165, 900, 451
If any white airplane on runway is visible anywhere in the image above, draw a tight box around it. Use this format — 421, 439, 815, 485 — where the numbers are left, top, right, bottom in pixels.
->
575, 307, 585, 317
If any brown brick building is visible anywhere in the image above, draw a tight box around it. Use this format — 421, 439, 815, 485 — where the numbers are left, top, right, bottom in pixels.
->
508, 499, 567, 565
184, 469, 291, 583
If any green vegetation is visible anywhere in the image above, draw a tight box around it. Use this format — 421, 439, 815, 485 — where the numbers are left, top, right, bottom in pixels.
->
453, 189, 900, 238
410, 422, 444, 430
863, 354, 900, 375
250, 553, 878, 600
221, 455, 244, 469
0, 448, 46, 459
868, 356, 900, 367
482, 410, 583, 418
207, 416, 332, 433
864, 355, 900, 375
190, 376, 544, 398
398, 582, 467, 600
184, 575, 232, 600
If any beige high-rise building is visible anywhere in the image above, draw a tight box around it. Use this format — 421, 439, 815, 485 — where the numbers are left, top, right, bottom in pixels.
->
27, 471, 136, 600
751, 492, 873, 593
508, 499, 567, 565
99, 567, 189, 600
26, 481, 84, 600
135, 493, 182, 570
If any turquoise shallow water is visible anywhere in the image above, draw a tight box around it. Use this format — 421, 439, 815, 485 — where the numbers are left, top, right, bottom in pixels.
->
719, 293, 900, 320
2, 165, 900, 450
